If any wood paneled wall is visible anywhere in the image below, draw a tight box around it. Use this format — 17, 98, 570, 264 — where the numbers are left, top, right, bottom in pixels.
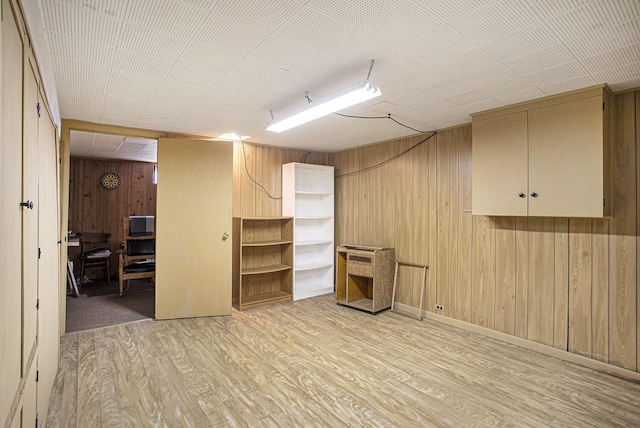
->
68, 157, 156, 275
232, 142, 329, 217
331, 90, 640, 373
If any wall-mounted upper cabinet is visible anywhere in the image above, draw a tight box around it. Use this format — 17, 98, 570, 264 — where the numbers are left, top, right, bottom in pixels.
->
472, 85, 611, 218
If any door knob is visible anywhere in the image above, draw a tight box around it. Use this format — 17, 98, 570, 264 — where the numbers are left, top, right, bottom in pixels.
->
518, 193, 525, 198
20, 200, 34, 209
222, 232, 229, 241
531, 192, 538, 198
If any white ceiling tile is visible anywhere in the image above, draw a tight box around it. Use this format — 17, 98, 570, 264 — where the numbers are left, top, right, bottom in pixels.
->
544, 0, 640, 41
382, 65, 451, 94
176, 43, 240, 73
70, 130, 96, 144
52, 56, 110, 82
479, 77, 540, 98
64, 111, 102, 123
454, 0, 541, 44
107, 69, 163, 94
524, 0, 592, 19
442, 90, 494, 107
460, 64, 520, 88
105, 85, 155, 105
101, 98, 147, 118
370, 51, 429, 81
180, 0, 220, 11
245, 38, 316, 71
359, 1, 443, 48
307, 0, 399, 27
538, 75, 599, 95
118, 23, 187, 60
95, 133, 126, 144
494, 86, 547, 105
156, 81, 208, 101
125, 0, 209, 40
56, 75, 107, 97
413, 0, 497, 23
124, 137, 157, 145
45, 32, 115, 67
270, 6, 354, 52
579, 43, 640, 73
320, 30, 396, 66
47, 0, 130, 19
433, 49, 500, 76
230, 60, 290, 85
401, 24, 477, 64
504, 44, 576, 75
146, 95, 198, 112
165, 65, 225, 88
564, 18, 640, 59
39, 0, 123, 45
58, 92, 104, 111
523, 61, 591, 87
210, 0, 303, 32
481, 24, 559, 61
112, 50, 172, 79
592, 62, 640, 90
100, 116, 139, 127
195, 14, 269, 56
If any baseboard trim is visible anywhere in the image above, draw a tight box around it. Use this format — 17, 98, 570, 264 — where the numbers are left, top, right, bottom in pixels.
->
393, 302, 640, 383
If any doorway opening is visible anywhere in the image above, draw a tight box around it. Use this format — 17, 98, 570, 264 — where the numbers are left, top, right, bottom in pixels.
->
65, 127, 160, 332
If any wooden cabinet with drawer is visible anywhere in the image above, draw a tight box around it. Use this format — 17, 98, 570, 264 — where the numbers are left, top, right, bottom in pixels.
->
336, 245, 395, 313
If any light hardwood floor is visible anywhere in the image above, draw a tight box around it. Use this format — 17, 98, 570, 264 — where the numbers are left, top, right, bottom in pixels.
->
47, 294, 640, 427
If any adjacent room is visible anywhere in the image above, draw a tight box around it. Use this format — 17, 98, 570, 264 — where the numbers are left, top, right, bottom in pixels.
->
3, 0, 640, 427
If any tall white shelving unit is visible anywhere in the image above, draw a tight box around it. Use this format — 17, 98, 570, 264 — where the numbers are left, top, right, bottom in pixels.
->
282, 162, 335, 301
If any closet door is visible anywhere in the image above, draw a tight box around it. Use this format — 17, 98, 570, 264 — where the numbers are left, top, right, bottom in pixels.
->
1, 0, 26, 422
22, 55, 40, 381
37, 90, 60, 422
155, 138, 233, 319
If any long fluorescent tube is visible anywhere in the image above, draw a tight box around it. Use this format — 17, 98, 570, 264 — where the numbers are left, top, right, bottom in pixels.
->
266, 81, 382, 133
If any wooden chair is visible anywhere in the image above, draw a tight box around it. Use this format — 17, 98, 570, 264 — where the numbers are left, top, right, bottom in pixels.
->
80, 246, 111, 286
79, 232, 111, 286
118, 216, 155, 296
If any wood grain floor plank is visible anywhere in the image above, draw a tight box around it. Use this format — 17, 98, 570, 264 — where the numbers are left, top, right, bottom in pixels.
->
76, 330, 102, 427
48, 295, 640, 427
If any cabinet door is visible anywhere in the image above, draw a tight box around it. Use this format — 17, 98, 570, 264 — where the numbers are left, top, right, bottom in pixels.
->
528, 96, 604, 217
472, 111, 528, 216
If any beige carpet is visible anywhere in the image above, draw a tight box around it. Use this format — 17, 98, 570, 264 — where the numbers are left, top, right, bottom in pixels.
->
65, 279, 155, 333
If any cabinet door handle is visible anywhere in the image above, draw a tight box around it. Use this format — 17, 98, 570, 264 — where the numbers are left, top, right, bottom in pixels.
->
518, 193, 525, 198
531, 192, 538, 198
20, 200, 34, 209
222, 232, 230, 241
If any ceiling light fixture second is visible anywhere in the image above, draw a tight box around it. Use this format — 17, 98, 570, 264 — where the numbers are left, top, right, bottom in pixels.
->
266, 80, 382, 133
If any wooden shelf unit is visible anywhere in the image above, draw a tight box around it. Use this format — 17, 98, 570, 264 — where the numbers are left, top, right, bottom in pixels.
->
282, 163, 335, 301
232, 217, 294, 310
336, 245, 395, 314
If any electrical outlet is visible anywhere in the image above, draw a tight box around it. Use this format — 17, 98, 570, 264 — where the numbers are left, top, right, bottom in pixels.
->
436, 304, 444, 311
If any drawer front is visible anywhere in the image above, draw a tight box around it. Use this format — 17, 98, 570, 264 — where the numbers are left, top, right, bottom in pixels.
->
347, 254, 374, 277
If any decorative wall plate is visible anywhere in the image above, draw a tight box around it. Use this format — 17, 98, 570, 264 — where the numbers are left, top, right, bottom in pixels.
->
100, 172, 121, 190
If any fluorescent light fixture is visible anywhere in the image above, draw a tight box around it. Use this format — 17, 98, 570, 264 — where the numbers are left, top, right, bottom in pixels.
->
266, 81, 382, 133
216, 133, 250, 141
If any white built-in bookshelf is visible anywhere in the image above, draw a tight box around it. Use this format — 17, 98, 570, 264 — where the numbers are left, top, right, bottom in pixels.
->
282, 162, 335, 301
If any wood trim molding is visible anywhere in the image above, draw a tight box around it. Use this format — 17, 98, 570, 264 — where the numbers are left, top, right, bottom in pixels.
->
393, 302, 640, 383
61, 119, 166, 140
